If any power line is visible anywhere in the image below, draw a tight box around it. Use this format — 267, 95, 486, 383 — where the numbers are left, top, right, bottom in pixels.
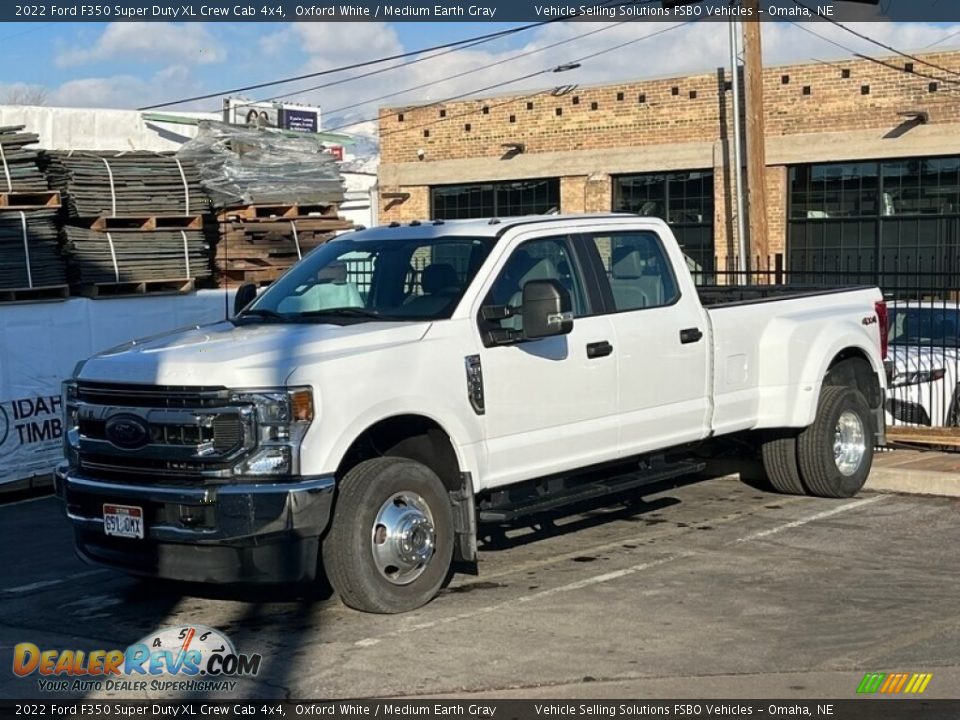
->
0, 22, 52, 43
312, 22, 627, 121
792, 1, 960, 82
140, 2, 642, 112
342, 20, 696, 141
926, 27, 960, 49
790, 20, 960, 92
211, 0, 651, 116
138, 21, 563, 111
215, 32, 509, 116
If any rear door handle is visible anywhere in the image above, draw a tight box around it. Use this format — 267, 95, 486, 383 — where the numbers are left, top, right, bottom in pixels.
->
586, 341, 614, 359
679, 328, 703, 344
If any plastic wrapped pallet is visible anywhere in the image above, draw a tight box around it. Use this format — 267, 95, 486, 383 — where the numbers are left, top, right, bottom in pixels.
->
177, 121, 345, 208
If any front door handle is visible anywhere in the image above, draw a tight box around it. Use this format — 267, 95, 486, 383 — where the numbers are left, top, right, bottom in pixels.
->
586, 341, 614, 359
679, 328, 703, 344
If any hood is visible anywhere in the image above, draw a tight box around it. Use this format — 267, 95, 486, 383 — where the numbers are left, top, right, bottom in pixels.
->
78, 320, 431, 387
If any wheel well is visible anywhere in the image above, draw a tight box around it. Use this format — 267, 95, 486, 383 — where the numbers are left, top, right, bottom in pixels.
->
336, 415, 462, 492
825, 350, 882, 410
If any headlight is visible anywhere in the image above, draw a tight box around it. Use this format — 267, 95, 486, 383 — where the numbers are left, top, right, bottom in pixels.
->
62, 380, 79, 465
891, 368, 946, 387
229, 387, 314, 477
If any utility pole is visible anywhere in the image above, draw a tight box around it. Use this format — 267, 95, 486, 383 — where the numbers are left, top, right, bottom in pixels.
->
728, 19, 747, 281
741, 6, 769, 273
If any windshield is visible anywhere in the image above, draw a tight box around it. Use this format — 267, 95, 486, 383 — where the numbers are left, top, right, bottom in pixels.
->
889, 306, 960, 347
241, 234, 495, 323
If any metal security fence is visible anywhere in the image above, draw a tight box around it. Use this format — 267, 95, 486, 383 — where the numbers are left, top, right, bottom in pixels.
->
696, 253, 960, 432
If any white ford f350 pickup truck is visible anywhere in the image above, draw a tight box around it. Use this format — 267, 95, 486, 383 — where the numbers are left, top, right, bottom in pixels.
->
57, 215, 889, 613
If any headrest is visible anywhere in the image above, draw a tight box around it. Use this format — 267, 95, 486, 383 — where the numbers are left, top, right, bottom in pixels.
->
520, 257, 559, 285
422, 263, 459, 294
611, 247, 644, 279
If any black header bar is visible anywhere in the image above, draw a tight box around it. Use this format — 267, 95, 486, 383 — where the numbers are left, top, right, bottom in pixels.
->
2, 0, 958, 23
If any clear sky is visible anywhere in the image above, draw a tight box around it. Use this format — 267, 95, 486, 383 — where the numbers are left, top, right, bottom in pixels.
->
2, 20, 959, 132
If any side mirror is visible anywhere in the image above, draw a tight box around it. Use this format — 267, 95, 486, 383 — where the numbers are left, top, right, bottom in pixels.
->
234, 282, 258, 316
521, 279, 573, 341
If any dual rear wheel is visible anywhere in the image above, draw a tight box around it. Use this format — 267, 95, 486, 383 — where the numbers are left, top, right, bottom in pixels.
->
761, 385, 874, 499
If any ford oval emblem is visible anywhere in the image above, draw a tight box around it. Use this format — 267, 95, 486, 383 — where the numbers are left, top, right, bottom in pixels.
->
104, 414, 150, 450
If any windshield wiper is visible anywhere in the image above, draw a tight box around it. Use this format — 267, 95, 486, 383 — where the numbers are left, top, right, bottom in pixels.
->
296, 307, 387, 320
238, 308, 288, 321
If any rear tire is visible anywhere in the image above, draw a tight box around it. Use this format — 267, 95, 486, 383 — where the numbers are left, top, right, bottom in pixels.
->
323, 457, 454, 614
797, 385, 873, 498
760, 433, 806, 495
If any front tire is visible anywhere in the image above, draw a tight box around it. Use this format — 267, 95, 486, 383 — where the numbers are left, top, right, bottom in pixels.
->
323, 457, 454, 614
797, 385, 874, 498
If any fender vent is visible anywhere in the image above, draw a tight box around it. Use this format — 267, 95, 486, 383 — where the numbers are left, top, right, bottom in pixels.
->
464, 355, 485, 416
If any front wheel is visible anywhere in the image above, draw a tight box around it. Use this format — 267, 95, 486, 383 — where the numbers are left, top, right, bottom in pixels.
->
797, 385, 874, 498
323, 457, 454, 613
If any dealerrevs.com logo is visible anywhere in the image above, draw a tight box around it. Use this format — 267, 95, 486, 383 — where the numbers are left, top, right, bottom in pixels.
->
13, 625, 262, 693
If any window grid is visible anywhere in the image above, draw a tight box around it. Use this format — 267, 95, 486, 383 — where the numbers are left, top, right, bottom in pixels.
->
611, 171, 714, 271
788, 156, 960, 284
431, 179, 560, 220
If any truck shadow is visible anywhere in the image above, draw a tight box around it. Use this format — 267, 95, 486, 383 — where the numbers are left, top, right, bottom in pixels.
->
477, 472, 714, 552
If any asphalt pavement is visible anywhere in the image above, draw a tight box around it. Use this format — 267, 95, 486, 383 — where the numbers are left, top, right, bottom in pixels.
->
1, 473, 958, 701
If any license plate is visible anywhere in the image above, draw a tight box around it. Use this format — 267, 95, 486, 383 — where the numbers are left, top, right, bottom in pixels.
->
103, 504, 144, 540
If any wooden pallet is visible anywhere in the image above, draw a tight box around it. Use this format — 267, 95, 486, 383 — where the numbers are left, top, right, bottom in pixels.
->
0, 190, 61, 210
218, 267, 286, 286
0, 284, 69, 304
73, 215, 204, 231
79, 278, 196, 298
217, 203, 335, 222
888, 426, 960, 448
223, 217, 352, 233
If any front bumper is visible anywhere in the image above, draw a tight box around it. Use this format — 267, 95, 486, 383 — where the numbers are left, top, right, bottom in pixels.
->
55, 464, 335, 584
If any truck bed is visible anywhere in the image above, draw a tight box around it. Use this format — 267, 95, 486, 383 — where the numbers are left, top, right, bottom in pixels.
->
696, 284, 877, 308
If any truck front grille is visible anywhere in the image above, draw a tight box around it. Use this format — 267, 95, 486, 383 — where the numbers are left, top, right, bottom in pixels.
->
76, 382, 229, 408
75, 382, 255, 480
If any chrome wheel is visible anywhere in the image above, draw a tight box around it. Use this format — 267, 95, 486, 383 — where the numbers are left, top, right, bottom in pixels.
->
833, 410, 866, 477
371, 492, 436, 586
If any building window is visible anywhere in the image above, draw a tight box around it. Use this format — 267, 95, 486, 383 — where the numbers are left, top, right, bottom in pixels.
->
612, 171, 714, 270
788, 157, 960, 284
790, 158, 960, 220
431, 178, 560, 220
790, 161, 879, 220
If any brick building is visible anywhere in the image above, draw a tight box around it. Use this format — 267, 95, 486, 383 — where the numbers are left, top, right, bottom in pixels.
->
378, 49, 960, 279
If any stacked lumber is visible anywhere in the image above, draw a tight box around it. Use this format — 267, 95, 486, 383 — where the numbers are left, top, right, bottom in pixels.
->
0, 127, 68, 302
45, 152, 208, 217
45, 151, 215, 296
0, 209, 67, 299
215, 203, 353, 286
62, 226, 212, 292
0, 125, 50, 193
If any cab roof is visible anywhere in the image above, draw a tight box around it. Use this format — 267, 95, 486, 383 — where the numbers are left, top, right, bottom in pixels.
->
340, 213, 667, 242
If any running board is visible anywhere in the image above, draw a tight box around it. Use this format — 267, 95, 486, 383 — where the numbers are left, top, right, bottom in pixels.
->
478, 460, 706, 523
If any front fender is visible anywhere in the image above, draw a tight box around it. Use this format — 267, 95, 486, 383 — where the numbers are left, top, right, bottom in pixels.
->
311, 397, 483, 484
